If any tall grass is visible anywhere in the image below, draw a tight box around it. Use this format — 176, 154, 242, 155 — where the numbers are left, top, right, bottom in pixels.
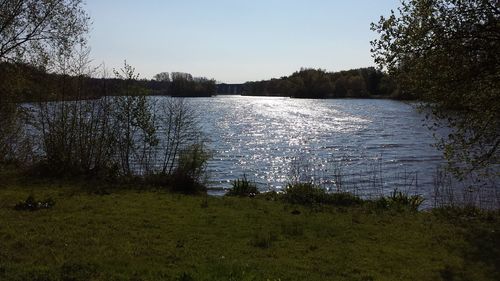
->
226, 175, 259, 197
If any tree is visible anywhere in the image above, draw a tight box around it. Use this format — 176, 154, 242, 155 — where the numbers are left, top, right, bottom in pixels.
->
290, 68, 334, 98
0, 0, 89, 64
154, 72, 170, 82
371, 0, 500, 179
113, 61, 157, 176
0, 0, 89, 167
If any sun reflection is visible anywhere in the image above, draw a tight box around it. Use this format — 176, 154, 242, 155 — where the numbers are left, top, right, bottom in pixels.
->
194, 96, 444, 197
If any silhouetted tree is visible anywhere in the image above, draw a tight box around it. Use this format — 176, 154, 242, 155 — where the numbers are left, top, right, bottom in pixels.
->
0, 0, 89, 64
371, 0, 500, 178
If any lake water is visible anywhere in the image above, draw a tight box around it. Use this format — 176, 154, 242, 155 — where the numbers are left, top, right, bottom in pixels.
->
185, 96, 444, 198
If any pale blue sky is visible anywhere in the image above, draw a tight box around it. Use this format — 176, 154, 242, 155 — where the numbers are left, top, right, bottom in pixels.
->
85, 0, 400, 83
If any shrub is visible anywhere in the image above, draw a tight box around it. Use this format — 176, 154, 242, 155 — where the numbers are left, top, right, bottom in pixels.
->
283, 183, 363, 206
170, 170, 206, 194
14, 194, 55, 211
226, 175, 259, 197
256, 191, 281, 201
375, 189, 424, 211
283, 183, 327, 205
171, 143, 210, 194
324, 192, 363, 206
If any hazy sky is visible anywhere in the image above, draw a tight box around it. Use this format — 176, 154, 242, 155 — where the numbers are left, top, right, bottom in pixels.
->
86, 0, 400, 83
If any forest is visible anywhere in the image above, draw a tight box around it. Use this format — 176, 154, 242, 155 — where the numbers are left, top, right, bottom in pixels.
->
242, 67, 412, 99
1, 62, 405, 101
0, 62, 216, 102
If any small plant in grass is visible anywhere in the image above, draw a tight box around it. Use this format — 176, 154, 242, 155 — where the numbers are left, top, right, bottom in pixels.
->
226, 175, 260, 197
177, 272, 195, 281
256, 190, 281, 201
249, 230, 277, 249
283, 182, 327, 205
376, 189, 424, 211
14, 194, 55, 211
325, 192, 363, 206
283, 182, 363, 206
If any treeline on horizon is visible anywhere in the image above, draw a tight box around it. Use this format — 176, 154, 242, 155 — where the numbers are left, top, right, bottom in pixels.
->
1, 62, 412, 102
242, 67, 412, 99
0, 62, 216, 102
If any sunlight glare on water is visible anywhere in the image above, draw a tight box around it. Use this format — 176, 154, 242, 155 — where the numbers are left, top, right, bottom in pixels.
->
177, 95, 445, 198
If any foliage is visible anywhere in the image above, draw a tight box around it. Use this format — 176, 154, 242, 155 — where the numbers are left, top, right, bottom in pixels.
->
112, 61, 157, 176
170, 143, 211, 194
0, 0, 89, 166
375, 189, 424, 211
371, 0, 500, 179
243, 67, 396, 98
325, 192, 364, 206
0, 0, 89, 64
25, 59, 208, 186
14, 194, 55, 211
34, 46, 117, 178
226, 175, 260, 197
283, 182, 363, 206
283, 182, 327, 205
169, 72, 216, 97
159, 97, 202, 175
0, 100, 24, 164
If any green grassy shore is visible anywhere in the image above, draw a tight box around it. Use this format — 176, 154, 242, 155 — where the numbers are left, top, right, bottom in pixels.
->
0, 173, 499, 281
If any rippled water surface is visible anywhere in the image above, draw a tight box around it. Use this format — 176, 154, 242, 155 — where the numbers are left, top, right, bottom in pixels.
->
182, 96, 444, 197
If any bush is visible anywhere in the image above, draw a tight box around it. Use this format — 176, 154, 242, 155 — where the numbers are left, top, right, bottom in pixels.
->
283, 183, 363, 206
255, 191, 281, 201
283, 183, 327, 205
226, 175, 259, 197
324, 192, 363, 206
170, 143, 210, 194
14, 194, 55, 211
170, 170, 207, 195
375, 189, 424, 211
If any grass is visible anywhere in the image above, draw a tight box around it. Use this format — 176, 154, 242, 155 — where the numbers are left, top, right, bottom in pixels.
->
0, 173, 499, 280
282, 182, 363, 206
225, 175, 259, 197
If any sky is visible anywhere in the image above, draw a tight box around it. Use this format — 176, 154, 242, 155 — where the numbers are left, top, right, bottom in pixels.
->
85, 0, 401, 83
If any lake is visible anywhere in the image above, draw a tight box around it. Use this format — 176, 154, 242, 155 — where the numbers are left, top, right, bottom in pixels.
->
183, 96, 444, 198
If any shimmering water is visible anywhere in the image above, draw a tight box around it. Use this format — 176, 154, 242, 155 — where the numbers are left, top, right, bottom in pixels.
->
184, 96, 444, 197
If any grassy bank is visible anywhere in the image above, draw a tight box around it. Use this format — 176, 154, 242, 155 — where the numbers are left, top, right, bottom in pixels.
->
0, 176, 499, 280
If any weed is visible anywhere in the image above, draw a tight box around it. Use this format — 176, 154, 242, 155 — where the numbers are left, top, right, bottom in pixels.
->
283, 182, 363, 206
324, 192, 363, 206
283, 183, 326, 205
171, 144, 210, 194
256, 191, 280, 201
14, 194, 55, 211
226, 175, 260, 197
177, 272, 195, 281
375, 189, 424, 211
